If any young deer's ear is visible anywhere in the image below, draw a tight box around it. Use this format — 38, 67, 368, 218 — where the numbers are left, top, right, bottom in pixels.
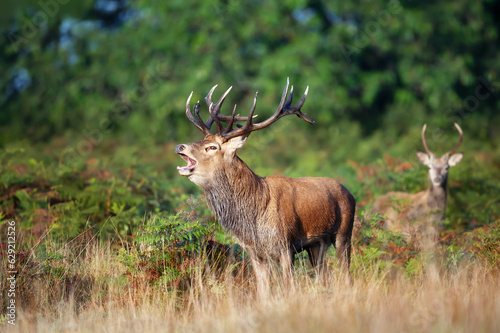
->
224, 135, 248, 154
416, 151, 431, 166
448, 153, 463, 167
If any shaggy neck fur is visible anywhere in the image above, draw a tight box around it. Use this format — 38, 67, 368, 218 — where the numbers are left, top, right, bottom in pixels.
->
201, 157, 270, 246
427, 177, 448, 220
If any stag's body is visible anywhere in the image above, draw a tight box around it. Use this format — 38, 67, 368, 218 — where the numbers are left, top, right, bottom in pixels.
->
203, 158, 355, 264
373, 123, 463, 233
176, 79, 355, 295
373, 181, 448, 231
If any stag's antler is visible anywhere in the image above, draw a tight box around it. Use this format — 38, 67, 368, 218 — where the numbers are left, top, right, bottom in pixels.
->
221, 77, 314, 141
421, 124, 433, 156
447, 123, 463, 156
185, 78, 313, 140
421, 122, 463, 156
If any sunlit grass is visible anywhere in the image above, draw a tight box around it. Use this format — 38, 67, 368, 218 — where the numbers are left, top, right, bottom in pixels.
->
3, 220, 499, 333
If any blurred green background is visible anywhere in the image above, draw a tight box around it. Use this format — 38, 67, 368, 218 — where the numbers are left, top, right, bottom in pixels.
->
1, 0, 499, 238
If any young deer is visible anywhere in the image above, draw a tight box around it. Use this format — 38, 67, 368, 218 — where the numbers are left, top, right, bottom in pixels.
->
373, 123, 463, 232
175, 79, 356, 295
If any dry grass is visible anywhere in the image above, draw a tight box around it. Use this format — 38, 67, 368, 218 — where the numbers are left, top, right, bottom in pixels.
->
2, 233, 499, 333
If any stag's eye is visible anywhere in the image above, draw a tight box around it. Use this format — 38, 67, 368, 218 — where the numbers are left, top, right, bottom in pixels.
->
205, 146, 218, 152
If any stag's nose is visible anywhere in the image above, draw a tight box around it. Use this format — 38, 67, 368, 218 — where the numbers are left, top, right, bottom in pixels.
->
434, 176, 442, 184
175, 144, 186, 154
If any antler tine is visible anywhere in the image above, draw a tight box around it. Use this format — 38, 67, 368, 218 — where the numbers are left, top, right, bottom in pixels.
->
186, 92, 211, 135
224, 104, 238, 134
193, 101, 210, 131
447, 122, 463, 155
241, 91, 259, 130
216, 86, 233, 115
421, 124, 433, 155
205, 84, 218, 106
285, 84, 294, 106
204, 85, 223, 133
276, 77, 291, 115
204, 115, 215, 132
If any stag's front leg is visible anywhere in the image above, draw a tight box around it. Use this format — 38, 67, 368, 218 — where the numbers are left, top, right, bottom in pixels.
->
251, 258, 270, 298
280, 248, 295, 291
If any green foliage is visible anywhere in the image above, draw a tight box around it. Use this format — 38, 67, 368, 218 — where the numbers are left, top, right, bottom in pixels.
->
135, 212, 210, 252
118, 212, 231, 291
1, 0, 499, 165
467, 221, 500, 269
404, 256, 423, 278
352, 211, 417, 277
444, 245, 468, 272
0, 142, 198, 239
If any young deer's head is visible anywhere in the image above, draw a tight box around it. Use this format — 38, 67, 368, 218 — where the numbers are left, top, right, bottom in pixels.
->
175, 78, 313, 187
416, 123, 464, 187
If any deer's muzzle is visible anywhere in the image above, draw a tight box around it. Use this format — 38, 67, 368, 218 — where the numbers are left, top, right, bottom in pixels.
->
176, 145, 197, 176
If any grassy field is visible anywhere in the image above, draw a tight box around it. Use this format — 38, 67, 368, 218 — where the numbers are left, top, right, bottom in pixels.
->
1, 208, 500, 332
2, 223, 499, 333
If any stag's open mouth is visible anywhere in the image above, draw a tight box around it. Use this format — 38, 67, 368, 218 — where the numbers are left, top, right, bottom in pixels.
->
177, 154, 197, 175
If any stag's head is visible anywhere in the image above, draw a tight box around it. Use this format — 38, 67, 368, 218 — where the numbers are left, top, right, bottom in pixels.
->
416, 123, 464, 187
175, 78, 313, 187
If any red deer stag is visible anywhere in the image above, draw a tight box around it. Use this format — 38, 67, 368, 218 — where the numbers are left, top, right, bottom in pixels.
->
175, 79, 356, 295
373, 123, 463, 232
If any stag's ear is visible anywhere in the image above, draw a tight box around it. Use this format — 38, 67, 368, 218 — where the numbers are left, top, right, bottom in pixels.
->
224, 135, 248, 154
448, 153, 463, 167
416, 151, 431, 166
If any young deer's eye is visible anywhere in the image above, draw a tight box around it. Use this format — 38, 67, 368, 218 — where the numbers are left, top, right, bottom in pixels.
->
205, 146, 218, 152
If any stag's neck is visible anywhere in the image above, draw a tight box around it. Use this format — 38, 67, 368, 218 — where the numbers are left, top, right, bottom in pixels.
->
426, 179, 448, 217
202, 157, 269, 243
